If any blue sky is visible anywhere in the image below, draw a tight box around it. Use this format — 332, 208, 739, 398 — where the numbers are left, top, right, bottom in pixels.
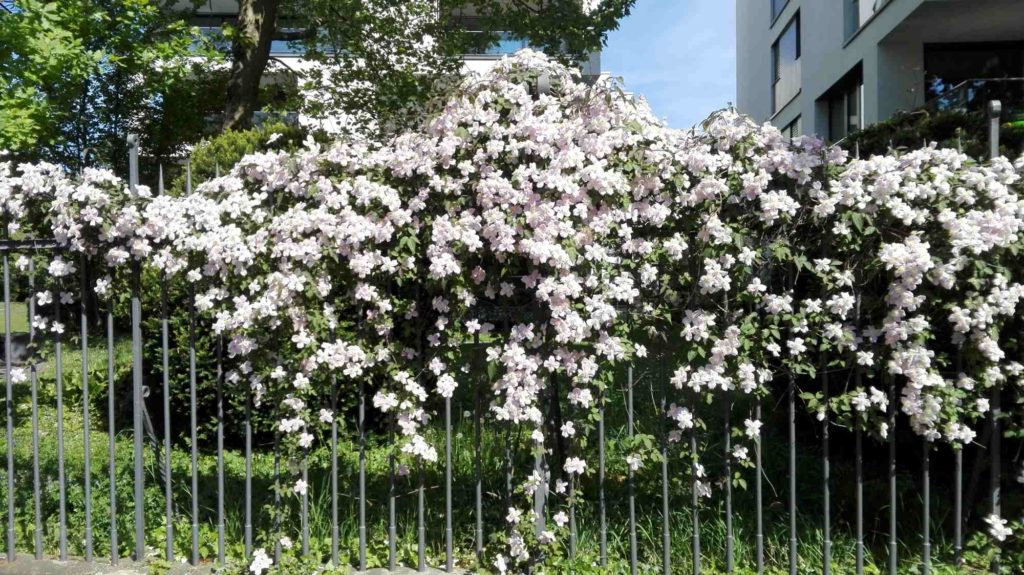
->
602, 1, 736, 129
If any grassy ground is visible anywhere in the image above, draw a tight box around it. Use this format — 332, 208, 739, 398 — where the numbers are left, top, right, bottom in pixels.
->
0, 302, 29, 334
0, 342, 987, 574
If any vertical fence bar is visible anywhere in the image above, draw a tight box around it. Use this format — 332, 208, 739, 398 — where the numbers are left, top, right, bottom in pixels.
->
245, 386, 253, 558
990, 386, 1001, 574
330, 372, 338, 567
56, 269, 67, 560
950, 144, 958, 568
627, 365, 637, 575
724, 400, 733, 574
855, 295, 864, 575
560, 378, 576, 558
788, 372, 796, 575
445, 394, 453, 572
130, 261, 143, 561
888, 377, 897, 575
128, 135, 145, 562
502, 315, 512, 510
922, 440, 930, 575
954, 445, 963, 567
158, 204, 173, 563
721, 293, 732, 574
216, 336, 225, 565
755, 398, 763, 575
855, 421, 864, 575
107, 285, 118, 564
988, 99, 1002, 575
504, 429, 512, 507
388, 422, 396, 571
29, 260, 43, 560
954, 341, 963, 568
184, 162, 199, 567
273, 442, 281, 563
418, 461, 426, 572
359, 377, 367, 571
690, 399, 700, 575
822, 360, 830, 575
598, 388, 607, 568
474, 332, 483, 564
532, 411, 546, 542
660, 363, 670, 575
2, 230, 14, 561
301, 458, 309, 555
417, 319, 426, 572
188, 282, 199, 565
81, 256, 93, 561
569, 405, 578, 560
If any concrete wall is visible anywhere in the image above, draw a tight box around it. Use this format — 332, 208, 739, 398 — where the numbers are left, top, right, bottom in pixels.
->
736, 0, 930, 137
735, 0, 774, 125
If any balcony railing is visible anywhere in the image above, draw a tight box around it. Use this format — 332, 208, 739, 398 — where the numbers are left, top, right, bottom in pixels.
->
924, 77, 1024, 118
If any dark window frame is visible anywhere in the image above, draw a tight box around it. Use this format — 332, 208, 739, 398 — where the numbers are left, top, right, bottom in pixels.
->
844, 0, 860, 40
782, 116, 802, 139
821, 63, 864, 143
771, 12, 801, 113
771, 0, 790, 25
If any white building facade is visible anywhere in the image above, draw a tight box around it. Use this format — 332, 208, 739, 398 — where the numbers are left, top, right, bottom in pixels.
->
736, 0, 1024, 141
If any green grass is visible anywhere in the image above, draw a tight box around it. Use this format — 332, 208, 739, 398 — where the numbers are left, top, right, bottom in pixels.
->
0, 301, 29, 333
0, 349, 995, 574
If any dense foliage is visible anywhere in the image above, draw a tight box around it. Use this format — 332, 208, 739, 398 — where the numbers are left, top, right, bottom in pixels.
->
0, 0, 221, 172
2, 52, 1022, 573
220, 0, 634, 133
842, 108, 1024, 161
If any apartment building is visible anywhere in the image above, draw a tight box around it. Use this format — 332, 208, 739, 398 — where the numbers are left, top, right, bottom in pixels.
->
736, 0, 1024, 141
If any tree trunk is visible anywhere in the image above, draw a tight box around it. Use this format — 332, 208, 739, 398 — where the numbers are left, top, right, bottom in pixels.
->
222, 0, 281, 131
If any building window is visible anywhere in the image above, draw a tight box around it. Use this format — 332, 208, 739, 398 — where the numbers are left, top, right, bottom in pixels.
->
771, 0, 789, 23
455, 15, 532, 56
782, 116, 802, 139
845, 0, 891, 38
828, 84, 862, 142
772, 13, 800, 114
192, 16, 310, 56
844, 0, 859, 39
823, 66, 864, 142
463, 31, 531, 56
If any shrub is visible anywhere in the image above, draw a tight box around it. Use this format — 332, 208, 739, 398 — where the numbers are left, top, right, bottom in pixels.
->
842, 108, 1024, 159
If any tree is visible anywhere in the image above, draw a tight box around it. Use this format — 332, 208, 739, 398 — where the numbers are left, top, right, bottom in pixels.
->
0, 0, 219, 173
219, 0, 635, 133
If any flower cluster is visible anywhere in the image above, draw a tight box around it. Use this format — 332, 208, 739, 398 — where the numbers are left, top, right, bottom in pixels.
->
3, 50, 1023, 572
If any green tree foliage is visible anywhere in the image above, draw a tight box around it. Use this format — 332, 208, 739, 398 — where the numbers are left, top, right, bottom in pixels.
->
219, 0, 636, 133
0, 0, 222, 172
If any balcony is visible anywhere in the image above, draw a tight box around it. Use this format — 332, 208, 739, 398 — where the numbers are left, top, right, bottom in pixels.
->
924, 78, 1024, 120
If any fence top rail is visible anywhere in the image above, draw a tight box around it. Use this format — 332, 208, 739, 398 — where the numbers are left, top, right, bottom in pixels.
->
0, 239, 65, 252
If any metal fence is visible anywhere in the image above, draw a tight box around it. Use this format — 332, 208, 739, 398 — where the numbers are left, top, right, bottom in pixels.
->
0, 104, 1014, 575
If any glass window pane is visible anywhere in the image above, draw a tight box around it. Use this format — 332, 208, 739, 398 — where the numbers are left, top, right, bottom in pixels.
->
846, 83, 861, 134
844, 0, 859, 39
772, 14, 801, 113
771, 0, 789, 22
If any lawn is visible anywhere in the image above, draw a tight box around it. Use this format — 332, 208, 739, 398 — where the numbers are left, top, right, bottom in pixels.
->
0, 301, 29, 335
